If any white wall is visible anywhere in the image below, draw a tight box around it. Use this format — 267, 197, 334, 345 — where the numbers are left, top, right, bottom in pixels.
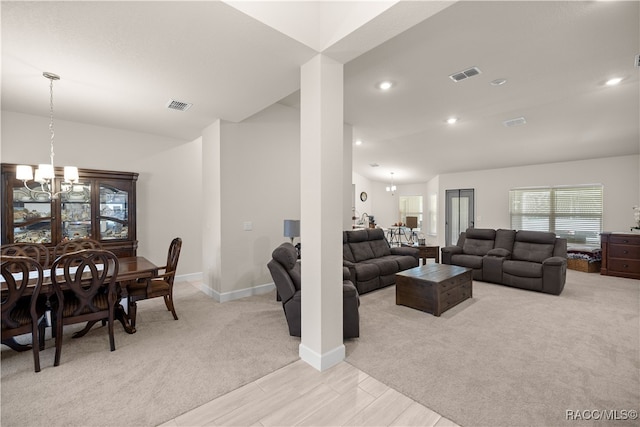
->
0, 111, 202, 276
219, 103, 300, 295
435, 155, 640, 248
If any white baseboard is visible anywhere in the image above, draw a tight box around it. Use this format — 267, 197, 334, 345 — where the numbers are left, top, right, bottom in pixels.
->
174, 272, 203, 284
198, 281, 276, 303
299, 343, 345, 372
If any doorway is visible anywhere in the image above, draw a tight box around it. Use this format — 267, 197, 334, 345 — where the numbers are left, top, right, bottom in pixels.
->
445, 189, 475, 246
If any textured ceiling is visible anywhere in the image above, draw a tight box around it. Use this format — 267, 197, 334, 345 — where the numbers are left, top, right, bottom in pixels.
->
2, 1, 639, 184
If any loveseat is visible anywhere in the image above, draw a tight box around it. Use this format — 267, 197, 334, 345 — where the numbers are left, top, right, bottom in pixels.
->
441, 228, 567, 295
343, 229, 419, 294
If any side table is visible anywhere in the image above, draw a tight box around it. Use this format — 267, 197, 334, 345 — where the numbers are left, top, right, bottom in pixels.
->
402, 244, 439, 265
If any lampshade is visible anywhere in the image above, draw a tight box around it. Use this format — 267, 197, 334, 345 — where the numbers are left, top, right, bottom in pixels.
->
64, 166, 79, 183
16, 165, 33, 181
38, 164, 55, 180
283, 219, 300, 238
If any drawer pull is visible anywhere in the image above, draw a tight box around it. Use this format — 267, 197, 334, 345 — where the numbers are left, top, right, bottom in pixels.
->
623, 264, 629, 268
623, 250, 629, 254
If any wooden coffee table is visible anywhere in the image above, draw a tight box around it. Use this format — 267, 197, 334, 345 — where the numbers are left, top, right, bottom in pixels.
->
395, 264, 472, 316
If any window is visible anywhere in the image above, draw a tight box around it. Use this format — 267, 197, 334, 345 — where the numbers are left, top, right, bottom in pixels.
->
399, 196, 423, 229
509, 185, 603, 245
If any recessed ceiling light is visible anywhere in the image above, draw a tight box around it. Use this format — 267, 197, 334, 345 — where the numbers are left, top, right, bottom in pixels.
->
377, 81, 393, 90
605, 77, 623, 86
369, 163, 380, 167
355, 139, 363, 146
490, 78, 507, 86
446, 117, 458, 125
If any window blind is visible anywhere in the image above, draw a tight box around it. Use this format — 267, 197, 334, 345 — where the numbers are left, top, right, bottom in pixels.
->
509, 185, 603, 245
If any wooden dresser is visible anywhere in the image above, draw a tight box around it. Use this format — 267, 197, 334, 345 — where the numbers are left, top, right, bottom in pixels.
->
600, 232, 640, 279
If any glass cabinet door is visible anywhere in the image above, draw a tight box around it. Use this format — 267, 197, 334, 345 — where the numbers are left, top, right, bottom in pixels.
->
60, 183, 92, 240
99, 184, 129, 240
12, 183, 53, 243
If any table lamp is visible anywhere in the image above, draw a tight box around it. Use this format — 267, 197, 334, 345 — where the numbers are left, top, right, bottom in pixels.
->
283, 219, 300, 244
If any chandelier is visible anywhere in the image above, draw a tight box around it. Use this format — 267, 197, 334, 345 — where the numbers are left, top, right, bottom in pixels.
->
16, 72, 79, 200
385, 172, 396, 195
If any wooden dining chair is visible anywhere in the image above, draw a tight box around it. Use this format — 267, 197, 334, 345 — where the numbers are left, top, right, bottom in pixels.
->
50, 249, 119, 367
127, 238, 182, 327
53, 238, 102, 261
1, 256, 48, 372
1, 243, 50, 269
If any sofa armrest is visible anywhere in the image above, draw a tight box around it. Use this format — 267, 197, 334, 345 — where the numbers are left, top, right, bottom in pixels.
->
542, 256, 567, 295
440, 245, 462, 265
487, 248, 511, 258
343, 260, 356, 282
543, 256, 566, 266
391, 246, 419, 260
343, 267, 351, 281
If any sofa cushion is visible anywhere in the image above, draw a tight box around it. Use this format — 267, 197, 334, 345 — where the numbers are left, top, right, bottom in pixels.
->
512, 241, 554, 263
362, 258, 399, 276
347, 229, 369, 243
502, 260, 542, 278
351, 262, 380, 282
350, 242, 375, 262
465, 228, 497, 240
462, 238, 494, 256
343, 243, 355, 263
370, 239, 391, 258
289, 262, 302, 291
272, 243, 297, 269
495, 229, 516, 250
388, 254, 419, 271
503, 260, 543, 278
451, 254, 484, 269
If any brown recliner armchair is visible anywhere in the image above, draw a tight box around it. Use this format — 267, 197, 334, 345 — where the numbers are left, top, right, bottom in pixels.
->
267, 242, 359, 338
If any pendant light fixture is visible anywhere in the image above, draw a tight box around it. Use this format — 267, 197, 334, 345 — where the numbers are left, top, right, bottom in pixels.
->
16, 72, 79, 200
386, 172, 396, 195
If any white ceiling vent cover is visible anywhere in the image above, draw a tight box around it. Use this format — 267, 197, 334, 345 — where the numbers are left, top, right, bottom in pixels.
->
449, 66, 482, 82
166, 99, 193, 111
503, 116, 527, 127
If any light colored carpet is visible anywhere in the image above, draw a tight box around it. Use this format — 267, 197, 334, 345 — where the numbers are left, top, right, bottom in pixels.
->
345, 269, 640, 427
1, 283, 300, 427
3, 271, 639, 427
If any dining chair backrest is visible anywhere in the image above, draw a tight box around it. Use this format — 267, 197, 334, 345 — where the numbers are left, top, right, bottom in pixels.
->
54, 238, 102, 261
1, 255, 47, 372
1, 243, 50, 270
50, 249, 118, 316
1, 256, 45, 329
163, 237, 182, 286
50, 249, 119, 365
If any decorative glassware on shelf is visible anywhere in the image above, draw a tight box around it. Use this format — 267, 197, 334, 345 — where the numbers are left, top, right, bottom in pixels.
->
12, 183, 53, 243
99, 185, 129, 240
60, 182, 91, 239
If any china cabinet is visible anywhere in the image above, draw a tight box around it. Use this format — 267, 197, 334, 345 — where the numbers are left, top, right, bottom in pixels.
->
1, 163, 138, 258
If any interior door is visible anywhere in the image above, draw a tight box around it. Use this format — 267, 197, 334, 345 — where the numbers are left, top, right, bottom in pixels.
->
445, 189, 475, 246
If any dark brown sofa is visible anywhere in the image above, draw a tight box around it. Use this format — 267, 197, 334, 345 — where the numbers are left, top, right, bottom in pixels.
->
343, 229, 419, 294
441, 228, 567, 295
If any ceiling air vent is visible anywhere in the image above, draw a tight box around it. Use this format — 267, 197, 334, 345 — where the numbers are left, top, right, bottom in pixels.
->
503, 116, 527, 128
166, 99, 193, 112
635, 54, 640, 68
449, 66, 482, 82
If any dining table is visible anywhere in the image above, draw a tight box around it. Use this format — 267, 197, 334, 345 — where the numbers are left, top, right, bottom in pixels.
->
1, 256, 158, 351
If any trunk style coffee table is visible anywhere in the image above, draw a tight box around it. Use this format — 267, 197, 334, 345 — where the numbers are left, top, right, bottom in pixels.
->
396, 264, 472, 316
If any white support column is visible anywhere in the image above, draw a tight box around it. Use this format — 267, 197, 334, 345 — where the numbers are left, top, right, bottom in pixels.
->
202, 120, 223, 300
299, 54, 345, 371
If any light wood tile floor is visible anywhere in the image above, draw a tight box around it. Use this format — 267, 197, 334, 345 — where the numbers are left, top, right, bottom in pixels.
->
158, 359, 461, 427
